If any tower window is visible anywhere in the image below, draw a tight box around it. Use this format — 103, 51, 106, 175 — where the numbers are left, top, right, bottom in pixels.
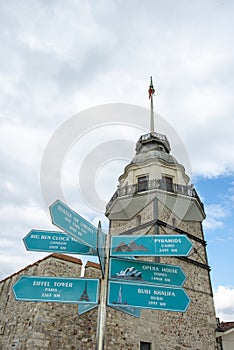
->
140, 341, 151, 350
162, 176, 173, 192
137, 176, 149, 192
136, 214, 141, 226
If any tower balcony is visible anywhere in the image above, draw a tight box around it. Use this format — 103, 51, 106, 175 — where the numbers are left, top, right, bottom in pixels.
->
106, 179, 204, 213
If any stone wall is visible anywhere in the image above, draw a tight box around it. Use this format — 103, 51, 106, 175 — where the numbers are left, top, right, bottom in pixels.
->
0, 246, 220, 350
0, 254, 98, 350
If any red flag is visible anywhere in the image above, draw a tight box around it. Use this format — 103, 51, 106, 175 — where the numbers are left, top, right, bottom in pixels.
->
148, 76, 155, 99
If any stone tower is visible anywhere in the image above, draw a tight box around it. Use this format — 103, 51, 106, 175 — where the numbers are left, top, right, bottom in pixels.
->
105, 127, 218, 349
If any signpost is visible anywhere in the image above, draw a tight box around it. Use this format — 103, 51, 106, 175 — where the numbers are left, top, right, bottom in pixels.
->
17, 196, 193, 350
108, 280, 190, 312
23, 230, 97, 255
49, 200, 97, 248
97, 221, 106, 278
12, 276, 99, 304
109, 257, 186, 287
111, 234, 192, 257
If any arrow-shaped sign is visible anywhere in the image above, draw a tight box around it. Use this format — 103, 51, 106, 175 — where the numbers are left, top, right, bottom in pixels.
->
111, 234, 192, 257
108, 280, 190, 312
109, 304, 141, 318
49, 200, 97, 248
12, 276, 99, 304
78, 303, 98, 315
23, 230, 97, 255
109, 257, 186, 287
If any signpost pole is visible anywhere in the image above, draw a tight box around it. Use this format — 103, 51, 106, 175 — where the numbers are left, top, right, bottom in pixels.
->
96, 232, 110, 350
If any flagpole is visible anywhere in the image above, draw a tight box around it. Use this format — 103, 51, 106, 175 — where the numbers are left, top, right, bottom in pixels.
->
150, 93, 154, 133
149, 76, 155, 133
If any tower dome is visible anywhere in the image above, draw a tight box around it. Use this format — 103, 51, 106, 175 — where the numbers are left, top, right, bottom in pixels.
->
132, 132, 177, 165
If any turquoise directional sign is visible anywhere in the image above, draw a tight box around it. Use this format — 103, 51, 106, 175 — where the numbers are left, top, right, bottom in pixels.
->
78, 303, 98, 315
109, 258, 186, 287
77, 300, 141, 318
111, 234, 192, 257
50, 200, 97, 248
110, 304, 141, 318
97, 221, 106, 278
23, 230, 97, 255
108, 281, 190, 312
12, 276, 99, 304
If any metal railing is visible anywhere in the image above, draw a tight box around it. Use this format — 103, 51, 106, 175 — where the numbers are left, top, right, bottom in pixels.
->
106, 179, 204, 212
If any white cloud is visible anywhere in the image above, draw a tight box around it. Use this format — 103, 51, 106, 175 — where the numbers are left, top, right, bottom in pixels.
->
203, 204, 228, 231
0, 0, 234, 289
0, 203, 56, 280
0, 121, 48, 167
227, 183, 234, 205
214, 286, 234, 322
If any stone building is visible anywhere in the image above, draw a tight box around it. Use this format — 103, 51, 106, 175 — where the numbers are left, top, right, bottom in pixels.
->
216, 321, 234, 350
0, 92, 220, 349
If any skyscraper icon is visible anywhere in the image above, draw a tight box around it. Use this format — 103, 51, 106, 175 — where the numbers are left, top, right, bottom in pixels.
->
117, 286, 123, 304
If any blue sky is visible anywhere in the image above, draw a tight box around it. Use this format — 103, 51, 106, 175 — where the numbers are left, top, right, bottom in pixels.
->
195, 175, 234, 288
195, 175, 234, 321
1, 0, 234, 321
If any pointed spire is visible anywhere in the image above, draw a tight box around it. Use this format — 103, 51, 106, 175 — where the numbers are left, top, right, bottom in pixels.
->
148, 76, 155, 133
